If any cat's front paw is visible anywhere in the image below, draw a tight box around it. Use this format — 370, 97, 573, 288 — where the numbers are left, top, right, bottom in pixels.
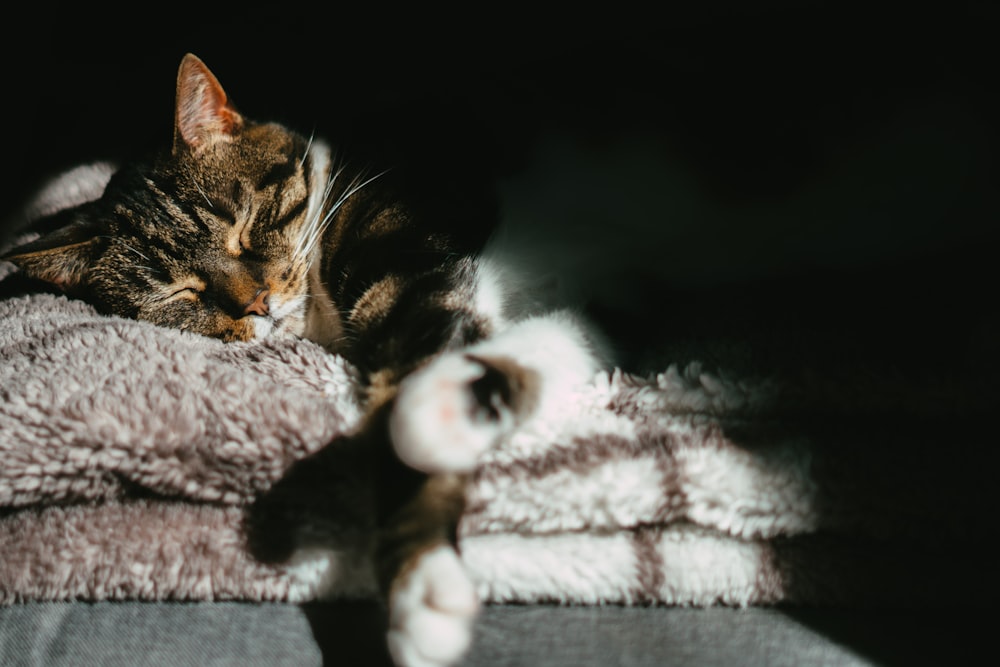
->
390, 353, 523, 474
387, 545, 480, 667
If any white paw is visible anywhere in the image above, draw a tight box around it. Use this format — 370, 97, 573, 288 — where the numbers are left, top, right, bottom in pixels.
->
387, 546, 480, 667
390, 354, 514, 474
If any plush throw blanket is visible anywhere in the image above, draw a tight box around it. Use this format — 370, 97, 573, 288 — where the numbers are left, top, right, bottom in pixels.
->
1, 165, 996, 609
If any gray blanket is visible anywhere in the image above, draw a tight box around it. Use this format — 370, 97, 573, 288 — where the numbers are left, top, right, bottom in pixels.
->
1, 166, 996, 609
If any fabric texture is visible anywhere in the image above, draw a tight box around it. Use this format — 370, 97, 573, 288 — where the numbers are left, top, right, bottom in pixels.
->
5, 601, 987, 667
1, 164, 997, 611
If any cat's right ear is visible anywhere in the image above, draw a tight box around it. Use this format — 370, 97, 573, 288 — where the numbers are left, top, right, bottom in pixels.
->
173, 53, 244, 154
0, 210, 104, 292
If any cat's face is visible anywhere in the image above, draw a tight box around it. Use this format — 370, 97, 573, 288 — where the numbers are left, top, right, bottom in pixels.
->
98, 124, 330, 341
3, 54, 333, 343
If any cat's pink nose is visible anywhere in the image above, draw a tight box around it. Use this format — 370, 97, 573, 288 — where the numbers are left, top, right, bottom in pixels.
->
244, 288, 270, 316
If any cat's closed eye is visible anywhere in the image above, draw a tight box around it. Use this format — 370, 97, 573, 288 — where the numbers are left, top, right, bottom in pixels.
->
167, 279, 205, 301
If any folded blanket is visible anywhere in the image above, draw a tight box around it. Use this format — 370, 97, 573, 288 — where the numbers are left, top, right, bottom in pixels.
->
2, 167, 997, 610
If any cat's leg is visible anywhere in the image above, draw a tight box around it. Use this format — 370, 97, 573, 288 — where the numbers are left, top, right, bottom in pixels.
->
379, 311, 606, 666
359, 398, 480, 667
390, 309, 607, 474
376, 468, 479, 667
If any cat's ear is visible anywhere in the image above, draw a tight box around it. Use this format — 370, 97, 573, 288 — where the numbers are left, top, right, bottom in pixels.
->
173, 53, 244, 153
1, 210, 105, 291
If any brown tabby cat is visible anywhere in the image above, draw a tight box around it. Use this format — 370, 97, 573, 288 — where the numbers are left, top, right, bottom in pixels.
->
1, 54, 606, 667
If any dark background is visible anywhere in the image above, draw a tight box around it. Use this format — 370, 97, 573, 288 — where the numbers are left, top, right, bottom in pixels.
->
1, 8, 998, 665
2, 4, 997, 378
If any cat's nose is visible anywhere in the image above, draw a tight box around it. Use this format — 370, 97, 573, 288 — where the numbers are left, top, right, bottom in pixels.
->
244, 288, 270, 317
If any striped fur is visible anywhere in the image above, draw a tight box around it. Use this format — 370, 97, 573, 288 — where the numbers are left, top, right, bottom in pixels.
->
1, 54, 606, 667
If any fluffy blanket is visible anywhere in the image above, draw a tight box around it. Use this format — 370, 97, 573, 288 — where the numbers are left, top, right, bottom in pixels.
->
1, 166, 996, 609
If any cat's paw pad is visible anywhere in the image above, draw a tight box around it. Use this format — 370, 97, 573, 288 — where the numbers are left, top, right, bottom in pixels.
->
387, 546, 480, 667
390, 353, 517, 474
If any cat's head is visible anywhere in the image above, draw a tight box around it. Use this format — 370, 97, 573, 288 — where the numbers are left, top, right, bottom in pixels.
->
2, 53, 333, 342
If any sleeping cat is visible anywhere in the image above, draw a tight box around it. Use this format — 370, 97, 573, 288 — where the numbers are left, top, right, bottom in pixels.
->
1, 53, 608, 667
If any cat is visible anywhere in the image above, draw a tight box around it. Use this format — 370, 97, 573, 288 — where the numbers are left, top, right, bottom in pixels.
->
1, 53, 609, 667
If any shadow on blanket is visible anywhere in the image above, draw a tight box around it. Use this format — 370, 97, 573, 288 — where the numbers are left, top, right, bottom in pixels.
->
2, 240, 998, 604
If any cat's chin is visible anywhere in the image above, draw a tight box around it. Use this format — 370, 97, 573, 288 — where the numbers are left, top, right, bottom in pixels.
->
246, 313, 306, 342
246, 295, 310, 341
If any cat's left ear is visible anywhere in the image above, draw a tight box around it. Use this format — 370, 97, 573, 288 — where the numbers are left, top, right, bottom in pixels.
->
173, 53, 244, 153
0, 210, 106, 292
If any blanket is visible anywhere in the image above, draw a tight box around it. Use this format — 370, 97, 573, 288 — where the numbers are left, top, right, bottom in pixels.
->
2, 165, 997, 610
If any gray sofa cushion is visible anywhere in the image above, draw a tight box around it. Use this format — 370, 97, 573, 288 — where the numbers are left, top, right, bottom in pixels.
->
0, 602, 988, 666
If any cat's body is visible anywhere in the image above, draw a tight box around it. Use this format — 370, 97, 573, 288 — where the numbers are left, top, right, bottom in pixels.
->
2, 54, 607, 667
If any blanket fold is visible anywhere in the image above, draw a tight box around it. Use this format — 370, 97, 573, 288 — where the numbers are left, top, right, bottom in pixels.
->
2, 289, 995, 609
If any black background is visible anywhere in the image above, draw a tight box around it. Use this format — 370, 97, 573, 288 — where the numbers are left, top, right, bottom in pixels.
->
2, 4, 997, 377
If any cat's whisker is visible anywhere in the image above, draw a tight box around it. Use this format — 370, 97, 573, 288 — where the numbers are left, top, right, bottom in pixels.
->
292, 161, 348, 262
298, 128, 317, 169
193, 180, 214, 209
114, 240, 152, 262
295, 170, 351, 263
311, 169, 386, 244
